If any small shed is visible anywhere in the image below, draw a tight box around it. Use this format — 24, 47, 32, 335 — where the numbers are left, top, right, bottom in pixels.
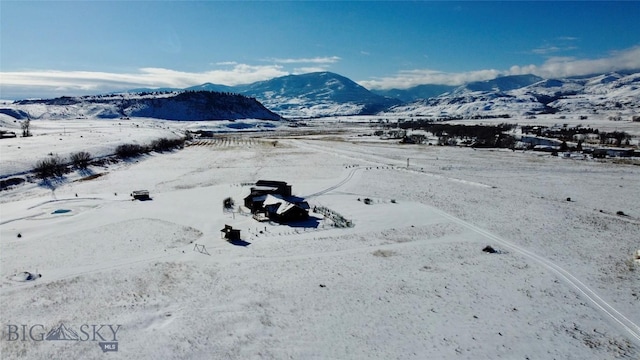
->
131, 190, 150, 200
220, 225, 241, 241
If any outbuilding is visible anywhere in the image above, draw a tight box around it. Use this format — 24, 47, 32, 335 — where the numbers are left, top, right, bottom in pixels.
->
220, 225, 241, 241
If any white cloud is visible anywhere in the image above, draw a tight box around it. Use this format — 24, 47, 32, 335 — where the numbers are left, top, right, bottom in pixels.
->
2, 47, 639, 97
293, 67, 329, 74
215, 61, 238, 66
0, 64, 290, 99
531, 46, 561, 55
360, 46, 640, 89
509, 46, 640, 78
531, 45, 578, 55
359, 69, 502, 90
530, 36, 579, 55
266, 56, 341, 64
0, 56, 343, 98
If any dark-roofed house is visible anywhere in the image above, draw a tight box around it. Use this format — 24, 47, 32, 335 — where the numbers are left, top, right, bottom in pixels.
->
262, 194, 310, 222
244, 180, 309, 222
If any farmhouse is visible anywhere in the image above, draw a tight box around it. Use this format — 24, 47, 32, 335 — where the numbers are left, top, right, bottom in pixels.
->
244, 180, 309, 222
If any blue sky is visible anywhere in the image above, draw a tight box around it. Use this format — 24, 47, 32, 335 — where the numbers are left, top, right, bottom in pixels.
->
1, 1, 640, 99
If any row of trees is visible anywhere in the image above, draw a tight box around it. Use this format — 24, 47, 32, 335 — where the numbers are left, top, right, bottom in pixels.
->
598, 131, 631, 147
33, 137, 186, 179
392, 121, 516, 148
33, 151, 91, 178
521, 125, 600, 139
115, 137, 186, 158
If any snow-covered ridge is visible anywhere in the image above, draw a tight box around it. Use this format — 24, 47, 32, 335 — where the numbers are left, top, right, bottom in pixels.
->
2, 91, 282, 121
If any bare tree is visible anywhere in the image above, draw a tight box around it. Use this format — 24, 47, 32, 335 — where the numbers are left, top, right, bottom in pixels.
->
21, 119, 32, 137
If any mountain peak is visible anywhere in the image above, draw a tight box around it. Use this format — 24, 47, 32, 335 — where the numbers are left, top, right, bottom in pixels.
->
235, 72, 400, 117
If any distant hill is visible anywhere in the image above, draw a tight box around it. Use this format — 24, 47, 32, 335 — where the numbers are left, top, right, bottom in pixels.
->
124, 87, 182, 94
123, 91, 281, 121
372, 84, 456, 103
462, 74, 543, 92
185, 83, 236, 93
6, 91, 281, 121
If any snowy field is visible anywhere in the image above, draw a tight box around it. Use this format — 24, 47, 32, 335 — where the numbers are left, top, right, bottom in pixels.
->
1, 118, 639, 359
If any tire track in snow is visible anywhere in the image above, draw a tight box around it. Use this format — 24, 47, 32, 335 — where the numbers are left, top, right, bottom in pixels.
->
433, 208, 640, 347
291, 137, 640, 347
291, 139, 493, 189
302, 166, 362, 198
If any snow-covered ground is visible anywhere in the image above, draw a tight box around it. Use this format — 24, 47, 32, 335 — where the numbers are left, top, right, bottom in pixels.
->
1, 118, 639, 359
0, 115, 281, 178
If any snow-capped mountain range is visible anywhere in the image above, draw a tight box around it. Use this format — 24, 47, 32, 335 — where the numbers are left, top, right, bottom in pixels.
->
1, 71, 639, 121
386, 72, 640, 118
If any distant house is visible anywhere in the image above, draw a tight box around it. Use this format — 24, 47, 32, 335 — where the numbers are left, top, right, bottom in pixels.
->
594, 148, 635, 158
521, 136, 562, 148
244, 180, 309, 222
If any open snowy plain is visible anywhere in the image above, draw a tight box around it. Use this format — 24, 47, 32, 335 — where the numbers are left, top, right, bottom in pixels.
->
1, 117, 639, 359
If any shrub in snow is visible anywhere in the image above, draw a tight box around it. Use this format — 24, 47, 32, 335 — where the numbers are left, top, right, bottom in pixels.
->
151, 137, 185, 152
115, 143, 147, 158
70, 151, 91, 169
34, 155, 67, 178
482, 245, 498, 254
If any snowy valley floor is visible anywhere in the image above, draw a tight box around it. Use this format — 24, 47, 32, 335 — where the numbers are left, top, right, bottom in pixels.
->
1, 123, 639, 359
